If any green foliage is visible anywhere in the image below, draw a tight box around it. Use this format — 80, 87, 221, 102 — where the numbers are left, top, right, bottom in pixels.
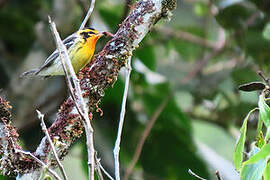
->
240, 146, 267, 180
233, 109, 255, 171
263, 162, 270, 179
244, 143, 270, 165
234, 88, 270, 179
258, 94, 270, 127
0, 0, 44, 56
5, 0, 270, 179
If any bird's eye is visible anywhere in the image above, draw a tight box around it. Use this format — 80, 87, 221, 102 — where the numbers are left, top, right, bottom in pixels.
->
88, 31, 95, 35
81, 32, 90, 39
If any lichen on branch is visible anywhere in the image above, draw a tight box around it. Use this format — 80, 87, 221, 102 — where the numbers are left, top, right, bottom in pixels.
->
0, 97, 38, 176
0, 0, 177, 178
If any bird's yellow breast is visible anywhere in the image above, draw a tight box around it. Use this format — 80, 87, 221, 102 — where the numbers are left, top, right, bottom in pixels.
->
70, 38, 96, 73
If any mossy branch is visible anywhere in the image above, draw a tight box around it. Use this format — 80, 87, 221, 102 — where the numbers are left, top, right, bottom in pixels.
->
0, 0, 177, 178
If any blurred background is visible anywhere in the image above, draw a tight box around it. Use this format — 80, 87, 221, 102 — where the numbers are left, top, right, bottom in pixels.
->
1, 0, 270, 179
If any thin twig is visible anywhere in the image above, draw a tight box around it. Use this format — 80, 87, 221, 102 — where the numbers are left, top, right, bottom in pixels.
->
181, 28, 227, 84
113, 56, 132, 180
95, 154, 115, 180
96, 166, 104, 180
36, 110, 68, 180
15, 149, 62, 180
99, 164, 115, 180
157, 27, 217, 49
215, 170, 223, 180
94, 153, 104, 180
188, 169, 207, 180
79, 0, 96, 30
48, 16, 95, 180
181, 11, 260, 84
124, 94, 171, 180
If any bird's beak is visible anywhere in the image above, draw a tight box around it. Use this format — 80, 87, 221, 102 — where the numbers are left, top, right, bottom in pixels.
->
97, 33, 104, 38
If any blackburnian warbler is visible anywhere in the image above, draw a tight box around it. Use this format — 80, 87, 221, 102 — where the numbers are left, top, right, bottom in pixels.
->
21, 27, 104, 77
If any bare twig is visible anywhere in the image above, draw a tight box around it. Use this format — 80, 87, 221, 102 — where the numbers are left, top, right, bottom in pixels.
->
95, 154, 115, 180
16, 0, 177, 178
99, 164, 115, 180
96, 166, 104, 180
157, 27, 217, 49
188, 169, 207, 180
113, 55, 132, 180
36, 110, 68, 180
15, 149, 62, 180
94, 153, 104, 180
181, 11, 260, 84
48, 16, 95, 180
181, 28, 227, 84
79, 0, 96, 30
215, 170, 223, 180
124, 94, 171, 180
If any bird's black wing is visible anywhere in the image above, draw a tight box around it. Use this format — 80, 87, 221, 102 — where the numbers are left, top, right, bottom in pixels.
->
35, 34, 77, 74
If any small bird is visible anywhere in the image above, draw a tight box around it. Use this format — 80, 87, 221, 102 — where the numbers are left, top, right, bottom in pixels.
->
21, 27, 104, 77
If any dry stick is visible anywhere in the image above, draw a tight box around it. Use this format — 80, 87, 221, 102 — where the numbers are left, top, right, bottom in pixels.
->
94, 153, 114, 180
99, 164, 115, 180
48, 17, 95, 180
15, 149, 62, 180
79, 0, 96, 30
95, 165, 104, 180
94, 153, 104, 180
157, 27, 217, 49
215, 171, 223, 180
36, 110, 68, 180
188, 169, 207, 180
181, 29, 227, 84
124, 94, 171, 180
113, 56, 132, 180
181, 11, 260, 85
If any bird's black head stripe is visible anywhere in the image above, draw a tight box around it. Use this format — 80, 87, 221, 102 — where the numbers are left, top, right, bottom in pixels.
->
85, 27, 95, 30
81, 31, 90, 40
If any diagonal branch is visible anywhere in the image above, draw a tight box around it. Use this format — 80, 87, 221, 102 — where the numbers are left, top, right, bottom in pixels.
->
0, 0, 177, 178
79, 0, 96, 30
48, 17, 95, 180
124, 94, 171, 180
36, 110, 68, 180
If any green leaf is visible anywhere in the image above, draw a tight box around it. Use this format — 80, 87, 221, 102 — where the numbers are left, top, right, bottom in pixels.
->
258, 94, 270, 127
215, 4, 253, 30
263, 23, 270, 41
256, 131, 265, 149
244, 143, 270, 165
234, 109, 256, 171
241, 146, 267, 180
264, 161, 270, 180
257, 116, 263, 138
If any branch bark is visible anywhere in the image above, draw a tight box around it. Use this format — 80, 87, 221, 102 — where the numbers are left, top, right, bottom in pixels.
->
0, 0, 177, 178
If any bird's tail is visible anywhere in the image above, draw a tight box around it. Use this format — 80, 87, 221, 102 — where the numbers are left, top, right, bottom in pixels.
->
20, 69, 39, 78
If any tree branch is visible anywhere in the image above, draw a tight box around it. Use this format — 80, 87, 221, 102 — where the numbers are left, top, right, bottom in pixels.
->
36, 110, 68, 180
113, 56, 132, 180
124, 94, 171, 180
79, 0, 96, 30
48, 16, 95, 180
0, 0, 177, 178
